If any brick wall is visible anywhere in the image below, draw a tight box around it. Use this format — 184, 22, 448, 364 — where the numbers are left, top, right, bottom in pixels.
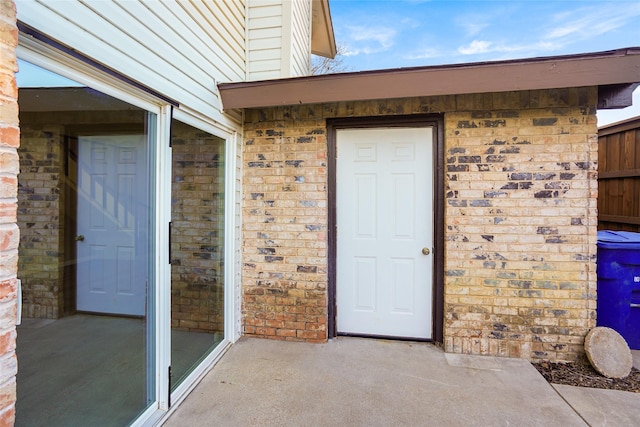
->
443, 90, 598, 362
242, 88, 598, 361
242, 113, 328, 342
171, 121, 226, 334
0, 0, 18, 424
17, 122, 64, 319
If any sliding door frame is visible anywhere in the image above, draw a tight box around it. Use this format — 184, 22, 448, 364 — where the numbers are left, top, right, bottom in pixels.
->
18, 32, 241, 426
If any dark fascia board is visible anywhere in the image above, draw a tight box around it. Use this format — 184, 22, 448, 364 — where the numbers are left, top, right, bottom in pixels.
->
219, 47, 640, 110
597, 83, 639, 109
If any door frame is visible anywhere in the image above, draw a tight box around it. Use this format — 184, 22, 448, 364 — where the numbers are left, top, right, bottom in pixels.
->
64, 123, 148, 316
327, 114, 445, 343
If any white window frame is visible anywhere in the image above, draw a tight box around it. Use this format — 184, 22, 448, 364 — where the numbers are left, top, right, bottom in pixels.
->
162, 110, 241, 420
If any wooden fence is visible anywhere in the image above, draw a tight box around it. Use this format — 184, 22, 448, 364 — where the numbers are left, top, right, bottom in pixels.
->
598, 116, 640, 232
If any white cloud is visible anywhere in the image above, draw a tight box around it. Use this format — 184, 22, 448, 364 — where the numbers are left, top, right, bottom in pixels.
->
404, 47, 440, 60
453, 5, 520, 38
457, 39, 564, 58
462, 22, 490, 37
343, 25, 397, 55
454, 15, 492, 38
545, 3, 640, 42
348, 26, 395, 47
546, 24, 580, 40
453, 2, 640, 61
458, 40, 493, 55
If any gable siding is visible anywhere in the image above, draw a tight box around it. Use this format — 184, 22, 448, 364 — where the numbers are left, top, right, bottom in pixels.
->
246, 1, 284, 81
246, 0, 312, 80
290, 0, 311, 76
16, 0, 245, 126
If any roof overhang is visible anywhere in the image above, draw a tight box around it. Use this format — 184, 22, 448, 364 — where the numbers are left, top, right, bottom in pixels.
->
311, 0, 336, 58
218, 47, 640, 110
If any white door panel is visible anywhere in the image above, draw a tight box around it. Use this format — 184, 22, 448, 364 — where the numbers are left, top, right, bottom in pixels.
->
337, 127, 433, 339
76, 135, 148, 316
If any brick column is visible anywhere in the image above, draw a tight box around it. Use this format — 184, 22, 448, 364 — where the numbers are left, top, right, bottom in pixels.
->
0, 0, 18, 425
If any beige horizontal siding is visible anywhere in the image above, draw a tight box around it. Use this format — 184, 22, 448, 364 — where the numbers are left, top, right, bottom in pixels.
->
17, 0, 245, 126
290, 0, 311, 76
246, 0, 284, 80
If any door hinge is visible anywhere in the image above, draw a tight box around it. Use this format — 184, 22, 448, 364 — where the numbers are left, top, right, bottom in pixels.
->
168, 105, 174, 147
168, 365, 172, 407
168, 221, 172, 264
16, 279, 22, 325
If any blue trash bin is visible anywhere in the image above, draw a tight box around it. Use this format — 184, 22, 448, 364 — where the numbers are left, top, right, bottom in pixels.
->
596, 230, 640, 350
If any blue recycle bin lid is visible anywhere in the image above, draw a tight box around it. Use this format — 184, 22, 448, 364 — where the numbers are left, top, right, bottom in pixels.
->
597, 230, 640, 250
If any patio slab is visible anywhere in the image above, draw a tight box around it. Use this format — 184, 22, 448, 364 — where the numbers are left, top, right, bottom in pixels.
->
553, 384, 640, 426
164, 337, 585, 426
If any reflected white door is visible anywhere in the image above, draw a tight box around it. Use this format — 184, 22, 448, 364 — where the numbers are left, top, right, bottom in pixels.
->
76, 135, 148, 316
337, 127, 433, 339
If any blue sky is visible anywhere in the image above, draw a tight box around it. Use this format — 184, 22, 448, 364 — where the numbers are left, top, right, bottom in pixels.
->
328, 0, 640, 125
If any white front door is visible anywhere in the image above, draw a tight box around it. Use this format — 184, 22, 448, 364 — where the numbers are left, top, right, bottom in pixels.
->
76, 134, 148, 316
336, 127, 433, 339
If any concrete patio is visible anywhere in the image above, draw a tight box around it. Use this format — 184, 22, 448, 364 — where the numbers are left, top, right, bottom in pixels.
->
164, 337, 640, 426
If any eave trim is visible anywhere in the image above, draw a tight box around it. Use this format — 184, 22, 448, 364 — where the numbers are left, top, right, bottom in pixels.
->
311, 0, 336, 58
219, 47, 640, 110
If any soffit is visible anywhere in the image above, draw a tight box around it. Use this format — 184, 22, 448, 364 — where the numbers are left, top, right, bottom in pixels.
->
219, 47, 640, 110
311, 0, 336, 58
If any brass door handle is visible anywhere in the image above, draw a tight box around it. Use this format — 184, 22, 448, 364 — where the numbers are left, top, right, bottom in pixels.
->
422, 247, 430, 255
75, 235, 85, 242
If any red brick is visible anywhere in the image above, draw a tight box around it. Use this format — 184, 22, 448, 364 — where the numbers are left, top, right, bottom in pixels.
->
0, 329, 15, 355
275, 328, 296, 337
296, 330, 325, 340
0, 203, 16, 223
265, 319, 284, 328
0, 405, 15, 427
0, 224, 18, 251
0, 279, 16, 301
255, 327, 276, 336
0, 127, 18, 148
245, 317, 265, 327
283, 321, 305, 330
0, 176, 16, 199
0, 1, 17, 421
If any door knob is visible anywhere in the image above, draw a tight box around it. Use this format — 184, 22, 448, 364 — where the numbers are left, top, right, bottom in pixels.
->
75, 235, 85, 242
422, 247, 430, 255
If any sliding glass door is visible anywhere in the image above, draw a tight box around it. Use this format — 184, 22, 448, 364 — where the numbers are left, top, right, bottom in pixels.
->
16, 61, 156, 426
170, 120, 226, 391
15, 44, 235, 425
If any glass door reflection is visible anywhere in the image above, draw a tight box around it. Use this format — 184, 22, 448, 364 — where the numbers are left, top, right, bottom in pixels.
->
16, 61, 156, 426
170, 120, 226, 390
